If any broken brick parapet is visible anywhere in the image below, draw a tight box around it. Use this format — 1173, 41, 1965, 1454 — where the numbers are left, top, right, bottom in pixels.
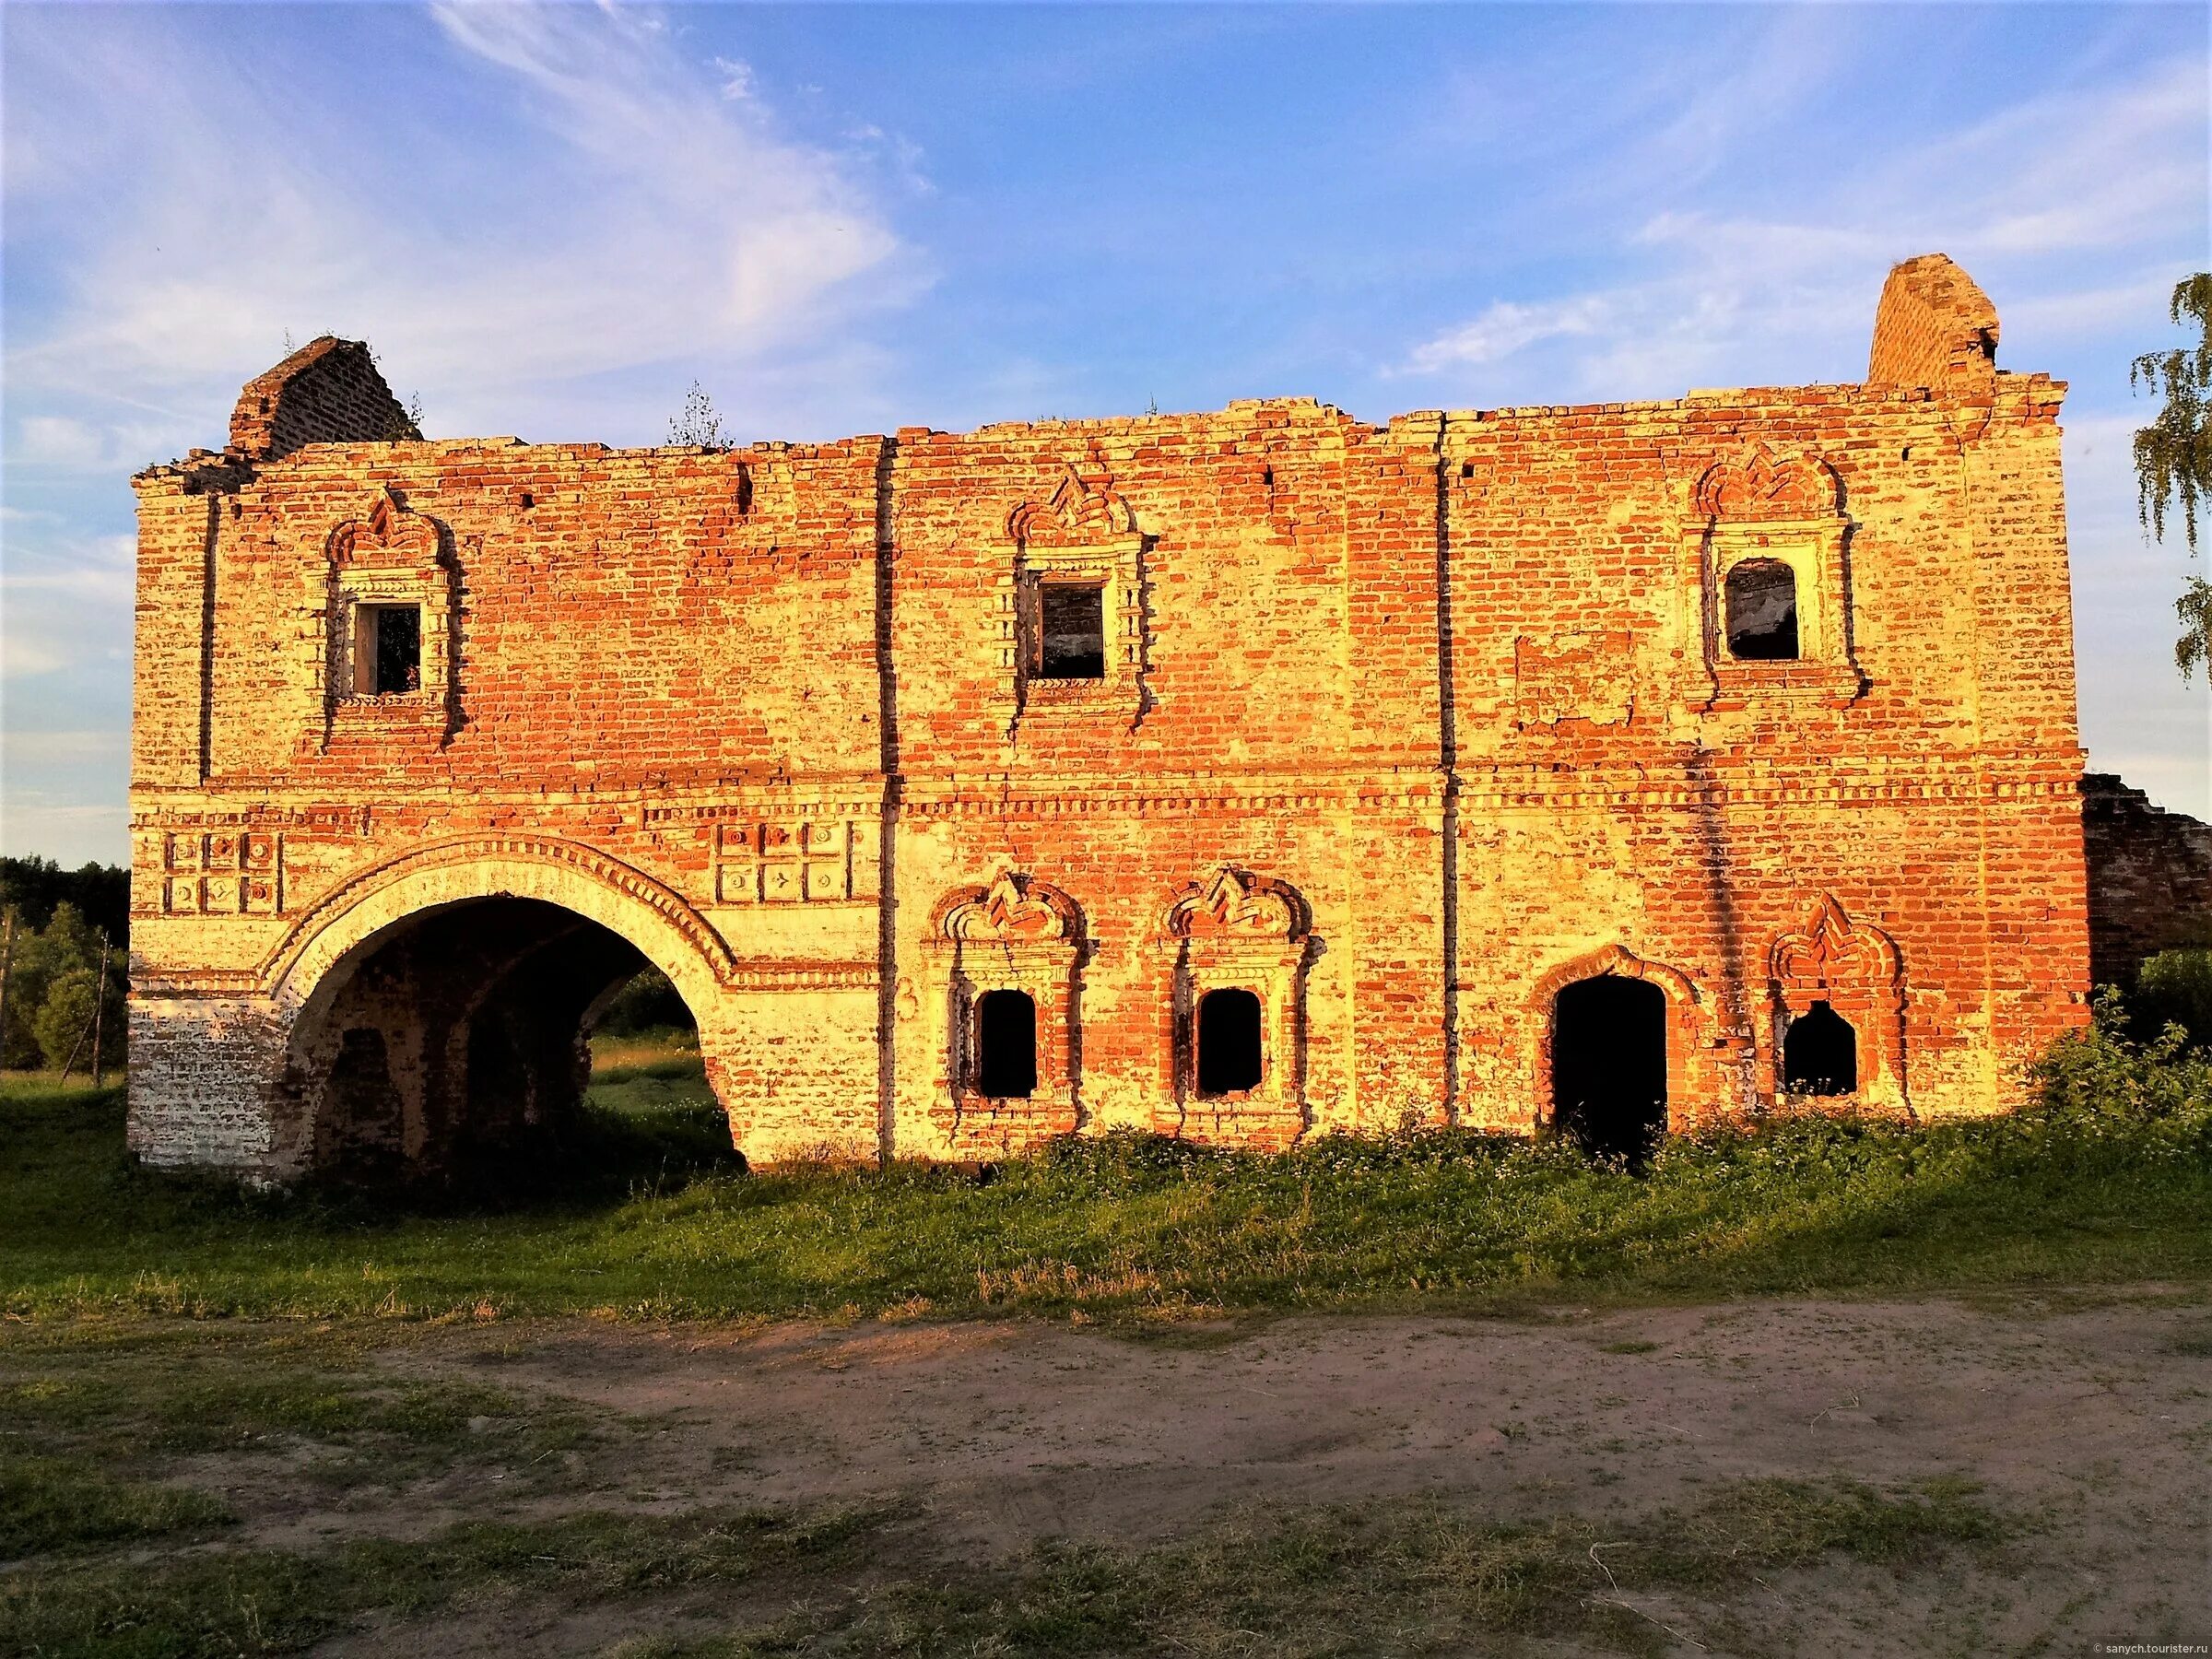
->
227, 337, 418, 461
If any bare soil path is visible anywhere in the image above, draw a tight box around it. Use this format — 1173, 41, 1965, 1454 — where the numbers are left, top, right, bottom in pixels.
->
286, 1289, 2212, 1654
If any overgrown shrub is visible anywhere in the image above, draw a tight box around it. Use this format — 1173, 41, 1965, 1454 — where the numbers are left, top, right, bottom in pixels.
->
2130, 946, 2212, 1047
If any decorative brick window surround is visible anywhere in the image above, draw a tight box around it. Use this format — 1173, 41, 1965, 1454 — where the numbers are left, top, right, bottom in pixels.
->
322, 489, 457, 746
1160, 866, 1312, 1147
1688, 444, 1865, 709
929, 872, 1085, 1152
999, 466, 1148, 724
1767, 894, 1908, 1112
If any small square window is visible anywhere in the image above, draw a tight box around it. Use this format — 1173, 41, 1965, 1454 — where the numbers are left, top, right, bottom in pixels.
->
1036, 583, 1105, 681
357, 604, 422, 694
1724, 559, 1798, 661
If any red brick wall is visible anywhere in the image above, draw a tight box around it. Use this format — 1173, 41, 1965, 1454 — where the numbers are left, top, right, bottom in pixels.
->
127, 256, 2097, 1176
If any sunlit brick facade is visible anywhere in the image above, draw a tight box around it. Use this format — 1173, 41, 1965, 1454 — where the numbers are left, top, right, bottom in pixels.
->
127, 254, 2090, 1180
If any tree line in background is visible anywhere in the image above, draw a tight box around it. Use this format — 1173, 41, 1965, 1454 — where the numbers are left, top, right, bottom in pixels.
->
0, 857, 129, 1077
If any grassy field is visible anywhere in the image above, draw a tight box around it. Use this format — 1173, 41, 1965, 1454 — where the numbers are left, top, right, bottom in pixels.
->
3, 1008, 2206, 1654
4, 1003, 2209, 1326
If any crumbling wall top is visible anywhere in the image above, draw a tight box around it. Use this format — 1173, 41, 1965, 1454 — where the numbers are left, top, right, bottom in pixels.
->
1867, 253, 1999, 394
228, 336, 417, 462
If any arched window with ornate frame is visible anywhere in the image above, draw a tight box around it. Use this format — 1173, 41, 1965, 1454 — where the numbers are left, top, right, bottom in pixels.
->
1766, 895, 1908, 1112
1529, 944, 1727, 1135
995, 465, 1151, 725
926, 871, 1085, 1154
1159, 866, 1312, 1147
320, 488, 459, 748
1685, 443, 1865, 708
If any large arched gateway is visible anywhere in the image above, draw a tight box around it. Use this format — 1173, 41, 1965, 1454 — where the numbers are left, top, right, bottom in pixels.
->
127, 838, 879, 1182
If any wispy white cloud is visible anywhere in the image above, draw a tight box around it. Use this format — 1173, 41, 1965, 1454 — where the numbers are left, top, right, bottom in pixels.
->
5, 3, 916, 439
1398, 297, 1610, 375
1396, 56, 2206, 397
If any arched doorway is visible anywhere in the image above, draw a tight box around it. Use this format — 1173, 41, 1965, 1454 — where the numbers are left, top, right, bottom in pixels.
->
1551, 976, 1668, 1163
286, 895, 708, 1178
259, 839, 739, 1180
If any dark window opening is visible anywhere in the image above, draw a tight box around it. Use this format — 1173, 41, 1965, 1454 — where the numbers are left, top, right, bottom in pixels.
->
1724, 559, 1798, 660
1551, 975, 1667, 1165
1037, 583, 1106, 680
1195, 987, 1264, 1096
1782, 1000, 1857, 1095
361, 605, 423, 694
973, 989, 1038, 1098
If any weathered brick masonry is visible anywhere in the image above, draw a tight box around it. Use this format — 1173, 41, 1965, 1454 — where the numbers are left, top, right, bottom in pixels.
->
2081, 774, 2212, 986
128, 253, 2094, 1180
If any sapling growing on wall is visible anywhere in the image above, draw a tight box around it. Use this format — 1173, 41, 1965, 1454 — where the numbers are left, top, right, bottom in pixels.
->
669, 381, 728, 448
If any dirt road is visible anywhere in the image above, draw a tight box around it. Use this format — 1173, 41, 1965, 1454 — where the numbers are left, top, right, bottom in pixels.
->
287, 1291, 2212, 1653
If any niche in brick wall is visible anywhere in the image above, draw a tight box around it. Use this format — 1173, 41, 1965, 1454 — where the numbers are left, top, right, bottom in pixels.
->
999, 465, 1150, 726
1160, 866, 1312, 1147
1687, 444, 1865, 709
928, 871, 1085, 1152
320, 488, 459, 747
1767, 894, 1907, 1112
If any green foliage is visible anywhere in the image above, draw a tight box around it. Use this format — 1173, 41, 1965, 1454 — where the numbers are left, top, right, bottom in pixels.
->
0, 855, 129, 940
31, 969, 101, 1070
2131, 272, 2212, 675
668, 381, 728, 448
3, 998, 2209, 1324
2030, 985, 2212, 1123
0, 1454, 232, 1558
1, 1502, 881, 1658
592, 967, 696, 1037
3, 900, 124, 1072
2133, 947, 2212, 1046
0, 1476, 2009, 1658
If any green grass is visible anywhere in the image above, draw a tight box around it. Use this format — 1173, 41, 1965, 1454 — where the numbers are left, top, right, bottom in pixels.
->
1, 1502, 885, 1658
0, 1454, 233, 1558
5, 1005, 2209, 1326
0, 1477, 2012, 1658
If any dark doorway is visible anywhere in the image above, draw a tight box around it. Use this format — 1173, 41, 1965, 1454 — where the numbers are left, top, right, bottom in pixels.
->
1782, 1000, 1857, 1095
1195, 987, 1264, 1096
1038, 583, 1106, 679
974, 989, 1038, 1098
1724, 559, 1798, 660
1551, 976, 1668, 1163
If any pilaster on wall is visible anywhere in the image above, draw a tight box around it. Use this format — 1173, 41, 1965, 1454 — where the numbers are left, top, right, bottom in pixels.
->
130, 476, 222, 792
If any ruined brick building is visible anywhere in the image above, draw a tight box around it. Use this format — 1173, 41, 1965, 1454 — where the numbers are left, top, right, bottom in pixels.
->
128, 253, 2095, 1180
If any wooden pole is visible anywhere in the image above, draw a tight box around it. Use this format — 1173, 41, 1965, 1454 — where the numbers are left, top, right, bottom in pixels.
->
90, 932, 111, 1089
0, 908, 17, 1073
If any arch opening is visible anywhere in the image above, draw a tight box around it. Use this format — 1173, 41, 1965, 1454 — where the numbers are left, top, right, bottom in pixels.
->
287, 895, 710, 1182
1196, 988, 1264, 1097
1782, 1000, 1857, 1096
1551, 975, 1668, 1164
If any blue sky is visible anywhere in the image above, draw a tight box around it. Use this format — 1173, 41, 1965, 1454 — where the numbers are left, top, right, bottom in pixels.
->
3, 2, 2205, 865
